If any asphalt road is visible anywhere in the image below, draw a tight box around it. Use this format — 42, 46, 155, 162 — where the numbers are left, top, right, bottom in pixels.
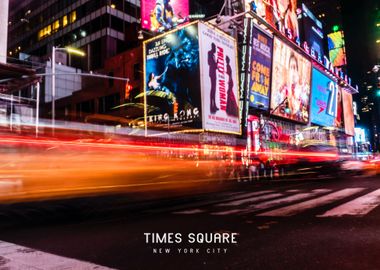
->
1, 175, 380, 270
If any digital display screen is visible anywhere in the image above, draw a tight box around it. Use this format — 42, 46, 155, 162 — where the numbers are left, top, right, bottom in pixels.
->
328, 31, 347, 67
310, 68, 337, 127
342, 90, 355, 136
271, 37, 312, 123
141, 0, 189, 32
299, 4, 324, 60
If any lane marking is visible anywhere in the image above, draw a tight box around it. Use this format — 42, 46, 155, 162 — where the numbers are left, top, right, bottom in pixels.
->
257, 188, 365, 217
242, 189, 332, 214
216, 193, 284, 207
0, 240, 114, 269
318, 188, 380, 217
173, 209, 205, 214
211, 189, 330, 216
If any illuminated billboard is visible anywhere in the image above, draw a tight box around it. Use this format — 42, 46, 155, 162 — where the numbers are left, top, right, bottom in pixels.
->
143, 22, 240, 134
342, 90, 355, 136
245, 0, 299, 42
271, 37, 311, 123
141, 0, 189, 32
199, 22, 240, 134
143, 22, 201, 130
335, 86, 343, 128
299, 4, 324, 60
310, 68, 337, 127
248, 25, 273, 110
328, 31, 347, 67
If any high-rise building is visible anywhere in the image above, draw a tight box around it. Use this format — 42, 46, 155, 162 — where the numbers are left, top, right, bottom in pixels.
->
7, 0, 141, 70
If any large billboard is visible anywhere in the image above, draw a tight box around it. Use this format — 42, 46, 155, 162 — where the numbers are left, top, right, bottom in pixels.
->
271, 37, 311, 123
299, 4, 324, 61
248, 25, 273, 110
199, 22, 240, 134
342, 90, 355, 136
141, 0, 189, 32
246, 0, 299, 42
310, 68, 336, 127
143, 23, 202, 130
143, 22, 240, 135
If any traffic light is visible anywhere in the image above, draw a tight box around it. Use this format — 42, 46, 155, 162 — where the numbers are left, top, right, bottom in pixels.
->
125, 82, 132, 99
376, 89, 380, 97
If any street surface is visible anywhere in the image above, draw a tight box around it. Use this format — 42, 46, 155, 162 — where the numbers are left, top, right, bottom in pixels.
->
1, 175, 380, 269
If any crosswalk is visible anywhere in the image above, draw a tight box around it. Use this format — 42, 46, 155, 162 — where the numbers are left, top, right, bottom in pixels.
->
173, 187, 380, 218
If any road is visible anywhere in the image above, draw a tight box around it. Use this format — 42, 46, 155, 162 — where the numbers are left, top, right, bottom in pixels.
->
0, 175, 380, 270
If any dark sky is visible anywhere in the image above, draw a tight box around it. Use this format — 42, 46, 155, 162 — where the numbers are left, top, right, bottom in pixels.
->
341, 0, 379, 84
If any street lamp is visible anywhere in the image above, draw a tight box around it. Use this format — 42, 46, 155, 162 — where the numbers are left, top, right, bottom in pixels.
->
51, 46, 85, 129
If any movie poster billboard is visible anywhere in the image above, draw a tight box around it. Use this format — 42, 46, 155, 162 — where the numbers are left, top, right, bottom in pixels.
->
342, 90, 355, 136
141, 0, 189, 32
198, 22, 240, 134
143, 22, 202, 130
271, 37, 312, 123
310, 68, 337, 127
248, 25, 273, 110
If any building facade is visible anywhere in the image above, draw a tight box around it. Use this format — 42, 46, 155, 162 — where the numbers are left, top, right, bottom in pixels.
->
8, 0, 141, 70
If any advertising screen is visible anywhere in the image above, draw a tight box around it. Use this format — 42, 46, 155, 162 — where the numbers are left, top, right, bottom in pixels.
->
335, 86, 343, 128
248, 25, 273, 110
299, 4, 324, 60
141, 0, 189, 32
143, 23, 202, 130
355, 128, 366, 143
328, 31, 347, 67
199, 22, 240, 134
271, 37, 312, 123
342, 90, 355, 136
310, 68, 336, 127
245, 0, 299, 41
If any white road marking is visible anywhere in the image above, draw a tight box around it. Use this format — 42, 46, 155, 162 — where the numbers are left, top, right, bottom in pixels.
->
173, 209, 205, 214
0, 240, 114, 270
318, 188, 380, 217
211, 189, 330, 216
216, 193, 284, 207
244, 189, 332, 213
257, 188, 365, 217
220, 190, 275, 201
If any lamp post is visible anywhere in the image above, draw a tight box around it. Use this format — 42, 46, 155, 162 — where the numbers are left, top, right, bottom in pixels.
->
51, 46, 85, 129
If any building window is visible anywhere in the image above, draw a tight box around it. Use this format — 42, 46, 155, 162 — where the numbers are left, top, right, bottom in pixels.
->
62, 15, 68, 27
70, 10, 77, 23
53, 20, 60, 32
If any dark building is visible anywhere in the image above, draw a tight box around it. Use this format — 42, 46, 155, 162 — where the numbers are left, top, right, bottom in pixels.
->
54, 47, 143, 125
7, 0, 141, 71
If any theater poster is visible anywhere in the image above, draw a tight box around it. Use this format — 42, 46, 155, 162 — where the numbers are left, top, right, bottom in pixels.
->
143, 22, 202, 131
248, 25, 273, 110
198, 22, 241, 135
